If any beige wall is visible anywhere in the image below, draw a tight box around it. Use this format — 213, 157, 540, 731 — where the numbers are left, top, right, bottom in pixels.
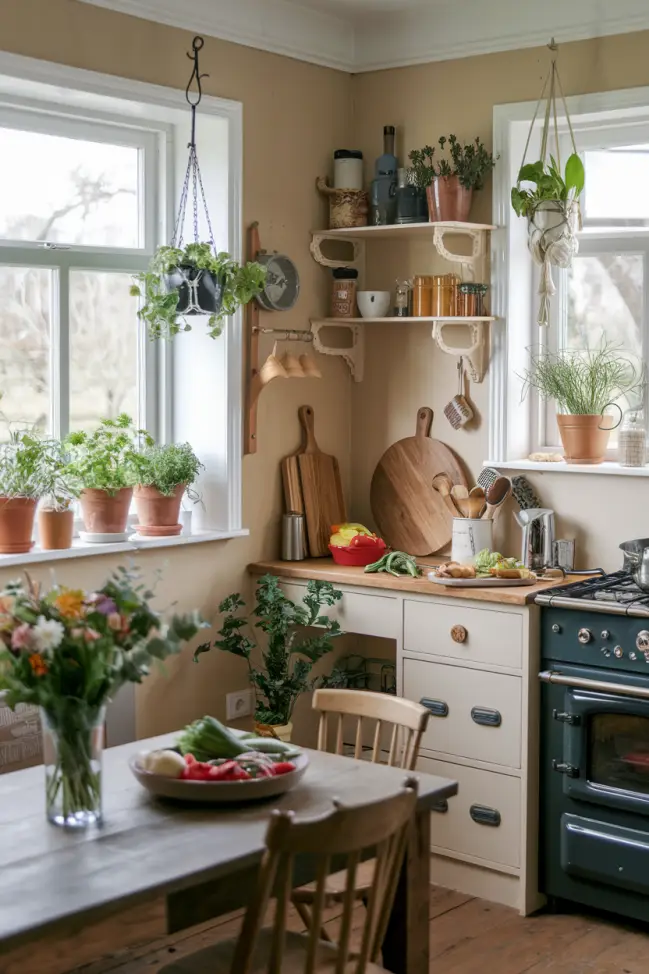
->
351, 32, 649, 570
0, 0, 353, 739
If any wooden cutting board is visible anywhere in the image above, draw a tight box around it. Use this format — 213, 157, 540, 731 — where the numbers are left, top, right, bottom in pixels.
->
288, 405, 346, 557
370, 406, 467, 556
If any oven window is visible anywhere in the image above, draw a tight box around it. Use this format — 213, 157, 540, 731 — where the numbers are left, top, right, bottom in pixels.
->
589, 714, 649, 793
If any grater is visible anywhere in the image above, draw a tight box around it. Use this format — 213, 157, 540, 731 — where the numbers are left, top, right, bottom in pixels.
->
478, 467, 500, 492
444, 358, 474, 429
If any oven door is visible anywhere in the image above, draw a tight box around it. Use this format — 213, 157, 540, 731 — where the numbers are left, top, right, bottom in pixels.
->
540, 669, 649, 816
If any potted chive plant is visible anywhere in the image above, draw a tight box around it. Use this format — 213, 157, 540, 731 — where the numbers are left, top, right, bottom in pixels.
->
134, 442, 203, 537
0, 432, 48, 554
408, 135, 497, 222
37, 440, 81, 551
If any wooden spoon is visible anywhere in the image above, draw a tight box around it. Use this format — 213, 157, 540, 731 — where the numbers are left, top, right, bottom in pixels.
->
450, 484, 471, 518
467, 485, 486, 519
484, 477, 512, 519
432, 473, 460, 518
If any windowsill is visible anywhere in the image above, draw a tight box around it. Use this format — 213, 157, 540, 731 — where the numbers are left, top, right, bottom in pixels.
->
486, 459, 649, 477
0, 529, 250, 569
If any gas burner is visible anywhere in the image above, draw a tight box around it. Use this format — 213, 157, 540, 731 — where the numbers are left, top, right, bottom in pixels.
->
537, 571, 649, 616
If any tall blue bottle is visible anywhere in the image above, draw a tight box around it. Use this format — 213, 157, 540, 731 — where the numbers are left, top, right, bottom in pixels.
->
370, 126, 398, 226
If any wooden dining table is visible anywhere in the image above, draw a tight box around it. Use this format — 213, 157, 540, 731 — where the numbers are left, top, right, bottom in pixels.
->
0, 734, 457, 974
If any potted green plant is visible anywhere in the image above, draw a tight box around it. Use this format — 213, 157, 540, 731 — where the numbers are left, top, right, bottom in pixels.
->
130, 242, 267, 341
64, 414, 153, 540
408, 135, 497, 222
37, 440, 82, 551
134, 442, 204, 537
0, 432, 48, 554
521, 345, 638, 464
193, 574, 344, 741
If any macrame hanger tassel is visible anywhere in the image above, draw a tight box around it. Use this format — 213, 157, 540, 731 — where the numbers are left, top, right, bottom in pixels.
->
537, 260, 556, 327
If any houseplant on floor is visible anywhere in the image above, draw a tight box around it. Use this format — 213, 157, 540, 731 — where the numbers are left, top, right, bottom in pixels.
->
408, 135, 497, 222
65, 414, 153, 540
0, 432, 49, 554
521, 345, 638, 464
134, 442, 203, 537
193, 574, 344, 741
130, 242, 267, 341
0, 567, 207, 827
37, 440, 82, 551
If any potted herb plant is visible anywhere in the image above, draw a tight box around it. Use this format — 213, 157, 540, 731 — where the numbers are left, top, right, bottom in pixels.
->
37, 440, 81, 551
521, 345, 638, 464
0, 432, 48, 554
408, 135, 497, 222
134, 442, 203, 537
130, 242, 267, 341
64, 414, 153, 540
193, 574, 344, 742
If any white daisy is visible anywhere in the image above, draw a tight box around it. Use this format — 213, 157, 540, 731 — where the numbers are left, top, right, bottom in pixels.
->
32, 616, 65, 652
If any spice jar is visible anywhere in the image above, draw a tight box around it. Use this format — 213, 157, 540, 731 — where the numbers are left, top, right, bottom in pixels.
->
457, 282, 489, 316
412, 275, 433, 317
331, 267, 358, 318
431, 274, 458, 317
618, 409, 646, 467
394, 279, 412, 317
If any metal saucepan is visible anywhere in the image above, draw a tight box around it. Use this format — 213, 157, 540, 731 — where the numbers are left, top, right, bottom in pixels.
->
620, 539, 649, 591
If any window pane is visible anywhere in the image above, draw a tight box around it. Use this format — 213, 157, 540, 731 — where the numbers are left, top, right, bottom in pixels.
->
0, 266, 51, 441
69, 271, 140, 433
585, 147, 649, 221
0, 128, 140, 248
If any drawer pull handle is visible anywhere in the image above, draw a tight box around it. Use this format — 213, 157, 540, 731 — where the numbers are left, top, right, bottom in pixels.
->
451, 625, 468, 644
470, 804, 501, 827
471, 706, 502, 727
431, 799, 449, 814
420, 697, 449, 718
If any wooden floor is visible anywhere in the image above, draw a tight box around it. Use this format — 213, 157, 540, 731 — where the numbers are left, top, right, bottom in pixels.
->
79, 885, 649, 974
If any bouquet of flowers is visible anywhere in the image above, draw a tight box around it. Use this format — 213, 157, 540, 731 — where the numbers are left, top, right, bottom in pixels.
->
0, 566, 206, 826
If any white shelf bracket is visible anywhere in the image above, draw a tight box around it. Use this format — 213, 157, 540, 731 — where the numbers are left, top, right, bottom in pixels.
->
432, 319, 488, 384
311, 319, 364, 382
432, 225, 488, 281
310, 233, 365, 271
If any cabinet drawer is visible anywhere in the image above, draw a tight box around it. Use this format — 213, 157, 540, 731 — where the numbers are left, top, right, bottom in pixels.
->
404, 599, 522, 669
404, 658, 521, 768
419, 756, 521, 869
281, 583, 399, 640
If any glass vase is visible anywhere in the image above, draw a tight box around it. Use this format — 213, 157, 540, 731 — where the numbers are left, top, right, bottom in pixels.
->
41, 703, 106, 828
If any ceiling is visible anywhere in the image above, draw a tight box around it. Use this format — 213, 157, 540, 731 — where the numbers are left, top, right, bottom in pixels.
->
80, 0, 649, 73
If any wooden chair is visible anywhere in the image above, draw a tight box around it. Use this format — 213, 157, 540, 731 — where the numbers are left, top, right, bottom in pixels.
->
292, 689, 430, 937
158, 780, 418, 974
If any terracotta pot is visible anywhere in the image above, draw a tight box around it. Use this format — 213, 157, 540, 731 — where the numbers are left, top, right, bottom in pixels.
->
254, 721, 293, 743
557, 414, 618, 465
133, 484, 185, 536
38, 509, 74, 551
426, 176, 473, 222
79, 488, 133, 534
0, 497, 36, 554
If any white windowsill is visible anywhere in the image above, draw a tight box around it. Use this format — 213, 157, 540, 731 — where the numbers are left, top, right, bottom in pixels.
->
0, 529, 250, 569
486, 459, 649, 477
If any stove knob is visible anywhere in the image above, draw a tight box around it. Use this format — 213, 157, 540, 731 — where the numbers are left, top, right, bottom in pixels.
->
601, 630, 611, 640
630, 652, 637, 661
614, 646, 624, 658
578, 628, 593, 645
551, 624, 562, 634
637, 631, 649, 652
601, 648, 611, 657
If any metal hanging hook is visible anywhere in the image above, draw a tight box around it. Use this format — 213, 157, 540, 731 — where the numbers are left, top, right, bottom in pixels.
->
185, 36, 208, 148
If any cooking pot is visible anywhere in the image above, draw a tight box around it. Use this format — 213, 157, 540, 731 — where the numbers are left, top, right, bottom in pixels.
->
620, 538, 649, 591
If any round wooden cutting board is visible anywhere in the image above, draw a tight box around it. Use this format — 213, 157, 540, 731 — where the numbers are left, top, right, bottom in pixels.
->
370, 406, 468, 555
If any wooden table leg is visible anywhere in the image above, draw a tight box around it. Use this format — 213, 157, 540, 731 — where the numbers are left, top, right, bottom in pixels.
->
382, 807, 430, 974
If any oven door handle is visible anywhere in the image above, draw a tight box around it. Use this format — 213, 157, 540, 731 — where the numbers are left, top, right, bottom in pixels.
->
539, 670, 649, 701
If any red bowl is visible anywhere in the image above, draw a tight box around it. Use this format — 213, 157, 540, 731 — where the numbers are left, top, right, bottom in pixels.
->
329, 541, 387, 567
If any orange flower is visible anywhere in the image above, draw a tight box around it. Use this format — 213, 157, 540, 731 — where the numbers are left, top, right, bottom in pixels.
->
28, 653, 48, 677
53, 589, 85, 620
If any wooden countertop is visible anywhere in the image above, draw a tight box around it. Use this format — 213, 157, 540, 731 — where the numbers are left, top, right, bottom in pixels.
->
249, 558, 588, 606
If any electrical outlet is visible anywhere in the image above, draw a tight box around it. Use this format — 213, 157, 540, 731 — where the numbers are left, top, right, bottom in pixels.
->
226, 689, 253, 722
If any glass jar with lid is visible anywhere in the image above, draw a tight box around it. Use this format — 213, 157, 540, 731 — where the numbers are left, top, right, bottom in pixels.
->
618, 408, 647, 467
457, 282, 489, 317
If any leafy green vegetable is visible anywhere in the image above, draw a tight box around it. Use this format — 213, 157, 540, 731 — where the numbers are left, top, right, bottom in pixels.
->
176, 714, 299, 762
474, 549, 522, 578
511, 152, 585, 218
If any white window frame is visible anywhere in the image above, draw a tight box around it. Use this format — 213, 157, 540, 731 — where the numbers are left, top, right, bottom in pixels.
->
490, 84, 649, 477
0, 51, 246, 563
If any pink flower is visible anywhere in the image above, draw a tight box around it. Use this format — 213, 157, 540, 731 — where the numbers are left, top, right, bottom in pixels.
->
83, 628, 101, 643
107, 612, 122, 631
71, 627, 84, 639
11, 623, 33, 652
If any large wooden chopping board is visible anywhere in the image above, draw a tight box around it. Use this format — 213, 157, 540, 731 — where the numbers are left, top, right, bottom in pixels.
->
370, 406, 467, 555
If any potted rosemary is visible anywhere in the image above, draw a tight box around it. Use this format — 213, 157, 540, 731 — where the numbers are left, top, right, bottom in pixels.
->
521, 345, 638, 464
134, 442, 203, 537
193, 574, 344, 741
408, 135, 497, 222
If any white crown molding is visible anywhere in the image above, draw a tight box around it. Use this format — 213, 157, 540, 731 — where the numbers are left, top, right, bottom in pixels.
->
77, 0, 649, 74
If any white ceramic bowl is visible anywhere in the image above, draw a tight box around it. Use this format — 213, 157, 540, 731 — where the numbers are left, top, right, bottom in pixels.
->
357, 290, 391, 319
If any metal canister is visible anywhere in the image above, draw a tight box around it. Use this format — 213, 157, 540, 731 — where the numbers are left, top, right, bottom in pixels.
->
281, 513, 306, 561
553, 539, 575, 571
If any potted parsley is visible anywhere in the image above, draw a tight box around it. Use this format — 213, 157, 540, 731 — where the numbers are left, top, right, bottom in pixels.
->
134, 442, 203, 537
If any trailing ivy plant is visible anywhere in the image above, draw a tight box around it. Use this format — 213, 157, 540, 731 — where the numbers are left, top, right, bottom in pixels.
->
511, 154, 585, 218
193, 574, 344, 726
137, 442, 204, 499
408, 135, 498, 190
130, 242, 267, 341
64, 414, 153, 494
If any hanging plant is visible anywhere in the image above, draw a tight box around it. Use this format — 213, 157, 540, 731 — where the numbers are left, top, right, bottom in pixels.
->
130, 37, 266, 341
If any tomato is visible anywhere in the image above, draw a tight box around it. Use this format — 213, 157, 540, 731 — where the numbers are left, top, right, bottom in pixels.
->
272, 761, 296, 776
348, 534, 383, 548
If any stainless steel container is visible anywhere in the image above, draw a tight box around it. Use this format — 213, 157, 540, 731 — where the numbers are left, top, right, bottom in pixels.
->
620, 538, 649, 591
281, 513, 306, 561
515, 508, 555, 570
553, 539, 575, 571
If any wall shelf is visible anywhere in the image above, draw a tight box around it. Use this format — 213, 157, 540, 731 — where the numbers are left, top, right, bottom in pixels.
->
310, 221, 497, 239
310, 316, 495, 325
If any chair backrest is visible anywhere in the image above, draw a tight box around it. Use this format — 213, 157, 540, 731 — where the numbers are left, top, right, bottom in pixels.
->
230, 780, 418, 974
313, 688, 430, 771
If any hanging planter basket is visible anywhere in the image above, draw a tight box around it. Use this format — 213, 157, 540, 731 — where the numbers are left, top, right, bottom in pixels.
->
163, 265, 224, 316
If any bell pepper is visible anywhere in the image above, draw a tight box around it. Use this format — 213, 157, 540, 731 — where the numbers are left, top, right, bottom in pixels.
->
348, 534, 385, 549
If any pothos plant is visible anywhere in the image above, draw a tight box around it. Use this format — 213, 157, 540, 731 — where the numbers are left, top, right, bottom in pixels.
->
511, 154, 585, 218
194, 574, 344, 726
64, 414, 153, 494
130, 242, 267, 341
409, 135, 498, 190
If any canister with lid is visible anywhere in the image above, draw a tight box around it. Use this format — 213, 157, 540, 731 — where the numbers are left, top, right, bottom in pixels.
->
432, 274, 458, 317
333, 150, 364, 190
412, 275, 433, 317
331, 267, 358, 318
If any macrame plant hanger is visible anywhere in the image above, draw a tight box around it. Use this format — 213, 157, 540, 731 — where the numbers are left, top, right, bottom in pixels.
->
518, 39, 581, 326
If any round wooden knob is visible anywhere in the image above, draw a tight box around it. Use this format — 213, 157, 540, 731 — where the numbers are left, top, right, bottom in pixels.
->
451, 625, 468, 644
